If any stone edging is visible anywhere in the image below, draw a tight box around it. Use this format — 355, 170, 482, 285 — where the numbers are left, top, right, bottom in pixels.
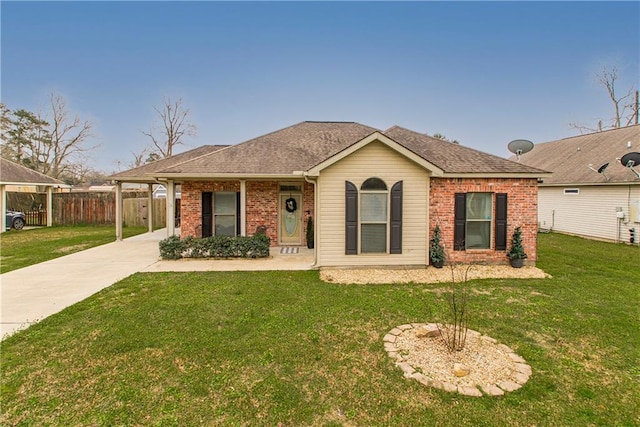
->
384, 323, 532, 397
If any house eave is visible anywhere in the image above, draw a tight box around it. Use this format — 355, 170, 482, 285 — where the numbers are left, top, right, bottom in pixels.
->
0, 181, 70, 188
439, 172, 550, 179
539, 180, 640, 187
151, 173, 307, 181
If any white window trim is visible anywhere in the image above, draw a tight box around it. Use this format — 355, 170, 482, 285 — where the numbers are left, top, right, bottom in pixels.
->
465, 192, 493, 250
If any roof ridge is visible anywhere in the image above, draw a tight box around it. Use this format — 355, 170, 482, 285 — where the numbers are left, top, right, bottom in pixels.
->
558, 124, 640, 142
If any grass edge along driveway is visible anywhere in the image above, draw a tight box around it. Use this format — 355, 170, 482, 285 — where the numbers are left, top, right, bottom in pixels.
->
0, 225, 148, 273
1, 233, 639, 426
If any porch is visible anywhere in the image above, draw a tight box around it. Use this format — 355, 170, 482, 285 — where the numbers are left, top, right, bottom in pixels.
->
142, 246, 315, 272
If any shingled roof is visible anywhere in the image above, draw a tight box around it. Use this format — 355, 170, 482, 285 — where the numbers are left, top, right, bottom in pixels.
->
146, 121, 544, 178
385, 126, 545, 174
109, 145, 229, 181
156, 122, 379, 175
0, 158, 65, 186
516, 125, 640, 185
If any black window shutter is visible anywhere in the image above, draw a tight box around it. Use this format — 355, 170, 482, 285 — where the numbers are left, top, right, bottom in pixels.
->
495, 193, 508, 251
236, 192, 241, 236
390, 181, 403, 254
202, 192, 213, 238
454, 193, 466, 251
345, 181, 358, 255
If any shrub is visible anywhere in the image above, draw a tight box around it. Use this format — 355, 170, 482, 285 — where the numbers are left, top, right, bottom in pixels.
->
159, 234, 270, 260
429, 225, 445, 266
506, 226, 528, 260
158, 235, 185, 260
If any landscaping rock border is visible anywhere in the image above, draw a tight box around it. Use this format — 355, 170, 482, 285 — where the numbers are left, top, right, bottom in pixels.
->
384, 323, 531, 397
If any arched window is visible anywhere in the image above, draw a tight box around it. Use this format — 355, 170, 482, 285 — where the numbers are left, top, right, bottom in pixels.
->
360, 178, 388, 253
345, 179, 403, 255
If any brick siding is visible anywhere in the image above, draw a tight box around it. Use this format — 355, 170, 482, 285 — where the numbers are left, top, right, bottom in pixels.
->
429, 178, 538, 265
181, 180, 315, 247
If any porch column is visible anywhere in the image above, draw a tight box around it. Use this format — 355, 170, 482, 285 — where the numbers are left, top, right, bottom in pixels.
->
115, 181, 123, 241
166, 180, 175, 237
240, 179, 247, 236
147, 183, 154, 233
0, 184, 6, 233
46, 186, 54, 227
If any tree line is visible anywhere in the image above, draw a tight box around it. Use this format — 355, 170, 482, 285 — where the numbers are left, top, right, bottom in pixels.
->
1, 94, 195, 186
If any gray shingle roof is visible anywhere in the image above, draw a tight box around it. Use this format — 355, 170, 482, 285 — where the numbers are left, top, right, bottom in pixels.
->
109, 145, 229, 181
159, 122, 379, 175
384, 126, 546, 174
152, 121, 545, 177
516, 125, 640, 185
0, 158, 65, 185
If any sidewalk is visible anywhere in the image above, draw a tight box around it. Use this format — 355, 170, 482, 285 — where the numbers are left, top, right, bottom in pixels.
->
1, 232, 315, 339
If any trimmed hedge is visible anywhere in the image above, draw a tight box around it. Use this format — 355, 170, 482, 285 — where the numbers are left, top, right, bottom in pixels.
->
159, 234, 270, 260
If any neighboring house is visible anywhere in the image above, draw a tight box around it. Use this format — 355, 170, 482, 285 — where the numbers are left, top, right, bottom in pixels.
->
517, 125, 640, 243
110, 121, 547, 267
153, 184, 182, 199
0, 157, 68, 232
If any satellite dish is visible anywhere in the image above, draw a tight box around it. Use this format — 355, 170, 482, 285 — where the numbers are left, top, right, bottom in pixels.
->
597, 162, 609, 173
620, 152, 640, 179
620, 152, 640, 167
597, 163, 610, 182
508, 139, 534, 161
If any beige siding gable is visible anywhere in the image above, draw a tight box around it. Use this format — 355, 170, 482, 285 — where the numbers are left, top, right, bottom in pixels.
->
317, 140, 429, 267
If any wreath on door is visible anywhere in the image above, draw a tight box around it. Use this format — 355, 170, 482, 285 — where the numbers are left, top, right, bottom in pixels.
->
285, 197, 297, 213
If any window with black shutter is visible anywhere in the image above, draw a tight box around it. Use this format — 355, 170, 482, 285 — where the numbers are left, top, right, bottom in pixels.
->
390, 181, 403, 254
455, 192, 507, 251
495, 193, 508, 251
345, 181, 358, 255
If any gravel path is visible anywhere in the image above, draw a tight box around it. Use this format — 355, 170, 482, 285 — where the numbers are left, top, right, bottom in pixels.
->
321, 265, 549, 284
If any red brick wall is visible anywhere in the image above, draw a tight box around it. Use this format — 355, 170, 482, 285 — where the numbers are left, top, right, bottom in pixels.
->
181, 181, 240, 238
429, 178, 538, 265
245, 181, 279, 244
181, 180, 315, 247
302, 181, 315, 246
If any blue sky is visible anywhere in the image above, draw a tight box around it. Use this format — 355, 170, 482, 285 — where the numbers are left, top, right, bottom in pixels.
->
2, 1, 639, 173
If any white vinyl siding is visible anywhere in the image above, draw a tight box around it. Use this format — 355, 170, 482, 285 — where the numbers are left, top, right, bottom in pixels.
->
317, 140, 429, 267
538, 185, 640, 242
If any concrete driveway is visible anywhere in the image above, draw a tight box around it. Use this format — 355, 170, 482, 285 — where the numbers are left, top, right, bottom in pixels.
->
0, 230, 164, 339
1, 231, 315, 340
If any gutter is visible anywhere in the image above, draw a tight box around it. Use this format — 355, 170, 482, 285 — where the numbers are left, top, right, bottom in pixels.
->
297, 171, 318, 268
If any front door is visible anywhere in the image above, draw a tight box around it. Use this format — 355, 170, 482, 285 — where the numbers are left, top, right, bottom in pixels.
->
279, 193, 302, 245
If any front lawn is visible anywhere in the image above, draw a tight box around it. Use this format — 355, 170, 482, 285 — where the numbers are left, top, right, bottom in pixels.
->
0, 225, 148, 273
1, 234, 638, 426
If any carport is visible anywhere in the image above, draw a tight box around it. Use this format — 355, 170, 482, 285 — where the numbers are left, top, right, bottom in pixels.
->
108, 145, 228, 240
0, 158, 68, 232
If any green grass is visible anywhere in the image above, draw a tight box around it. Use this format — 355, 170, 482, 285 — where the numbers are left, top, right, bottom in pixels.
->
0, 225, 148, 273
1, 233, 639, 426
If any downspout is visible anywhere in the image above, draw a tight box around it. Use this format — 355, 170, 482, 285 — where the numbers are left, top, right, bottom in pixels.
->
303, 172, 318, 268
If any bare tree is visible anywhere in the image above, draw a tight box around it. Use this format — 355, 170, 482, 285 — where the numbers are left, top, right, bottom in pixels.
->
141, 96, 196, 158
1, 94, 95, 180
571, 66, 638, 133
47, 93, 94, 178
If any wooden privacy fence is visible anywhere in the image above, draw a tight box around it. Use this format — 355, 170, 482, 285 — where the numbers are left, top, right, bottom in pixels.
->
52, 192, 167, 227
6, 191, 169, 227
